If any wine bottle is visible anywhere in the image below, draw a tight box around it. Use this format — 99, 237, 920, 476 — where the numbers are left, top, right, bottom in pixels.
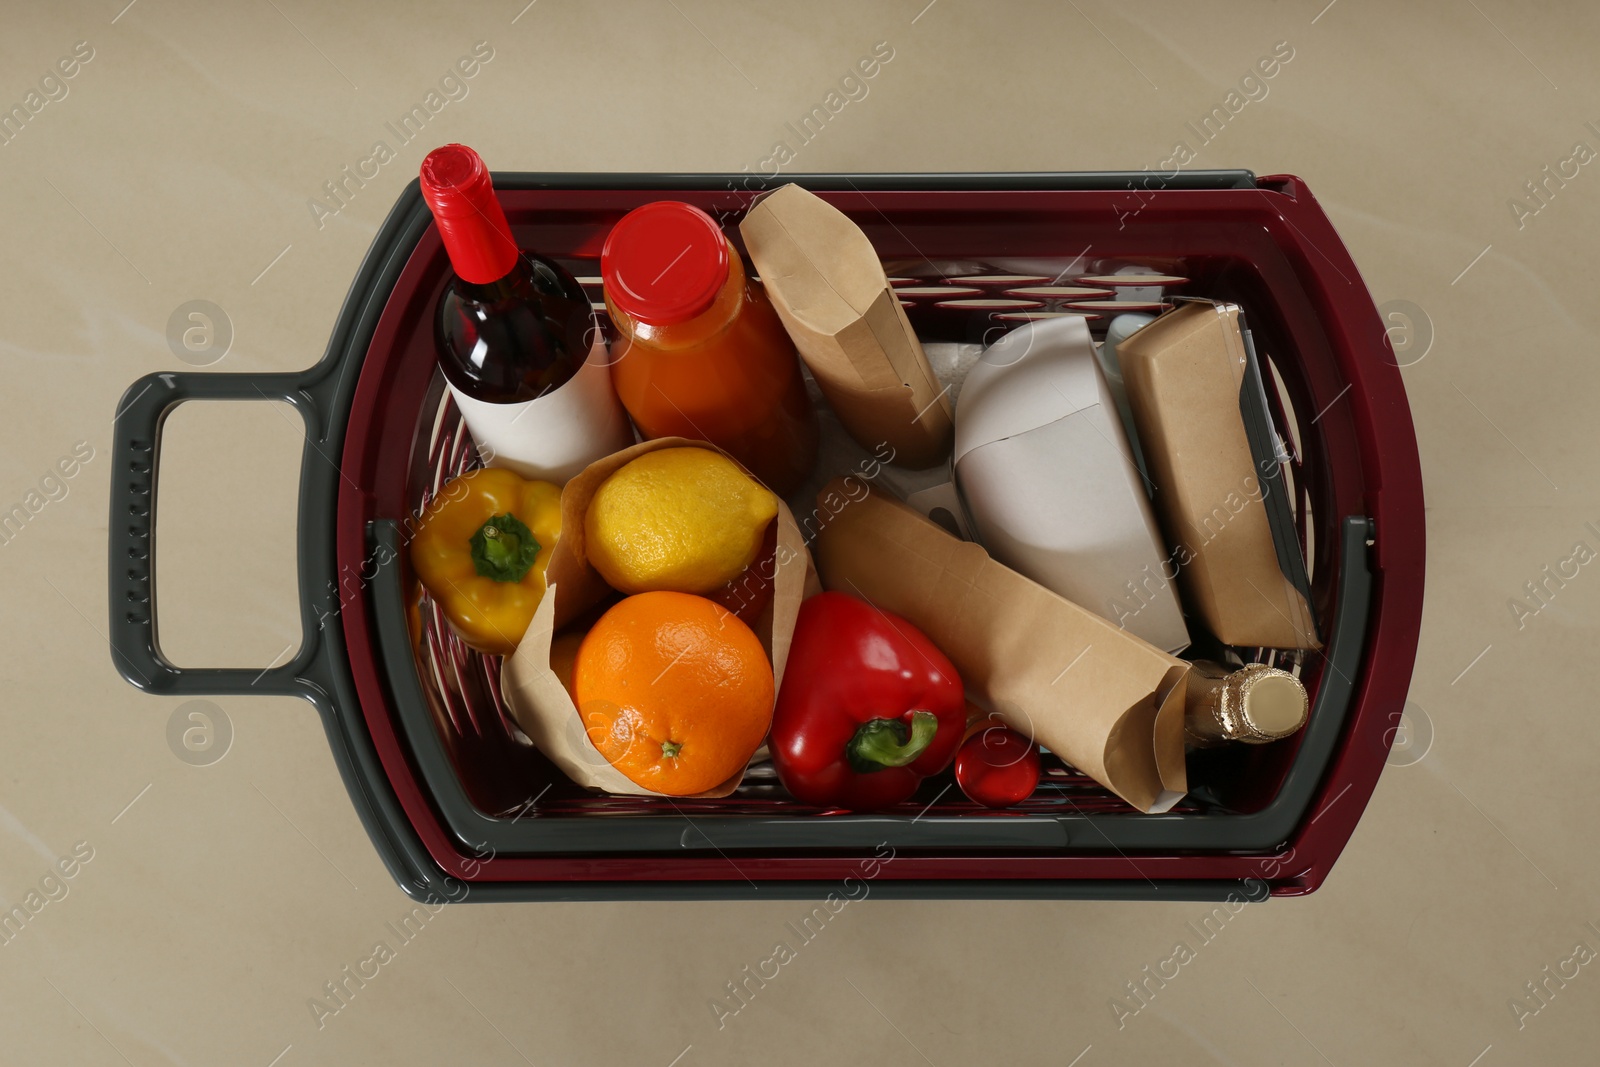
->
1184, 661, 1308, 747
419, 144, 633, 482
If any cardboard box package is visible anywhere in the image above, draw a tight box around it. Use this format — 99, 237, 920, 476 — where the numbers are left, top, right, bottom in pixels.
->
1116, 301, 1320, 649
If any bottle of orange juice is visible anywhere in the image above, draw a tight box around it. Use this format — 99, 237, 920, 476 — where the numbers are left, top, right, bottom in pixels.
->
601, 201, 817, 495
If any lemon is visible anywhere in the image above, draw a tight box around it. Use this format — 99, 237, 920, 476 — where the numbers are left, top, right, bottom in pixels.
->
586, 448, 779, 595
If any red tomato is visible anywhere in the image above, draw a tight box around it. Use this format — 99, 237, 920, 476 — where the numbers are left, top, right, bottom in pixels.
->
954, 722, 1041, 808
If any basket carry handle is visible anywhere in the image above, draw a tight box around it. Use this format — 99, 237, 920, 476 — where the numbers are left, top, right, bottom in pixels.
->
107, 369, 331, 699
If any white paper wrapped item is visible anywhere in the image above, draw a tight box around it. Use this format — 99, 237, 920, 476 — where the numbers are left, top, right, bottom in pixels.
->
953, 316, 1190, 653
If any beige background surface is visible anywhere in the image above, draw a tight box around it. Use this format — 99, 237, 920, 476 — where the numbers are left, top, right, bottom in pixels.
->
3, 1, 1597, 1063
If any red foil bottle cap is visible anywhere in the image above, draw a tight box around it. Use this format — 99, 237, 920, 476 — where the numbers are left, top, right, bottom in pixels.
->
601, 201, 729, 325
420, 144, 520, 285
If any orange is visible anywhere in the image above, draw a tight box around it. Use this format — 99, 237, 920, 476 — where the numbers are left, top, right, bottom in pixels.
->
573, 591, 773, 795
548, 630, 585, 702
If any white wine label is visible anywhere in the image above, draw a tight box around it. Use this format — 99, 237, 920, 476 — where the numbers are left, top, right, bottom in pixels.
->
448, 341, 635, 484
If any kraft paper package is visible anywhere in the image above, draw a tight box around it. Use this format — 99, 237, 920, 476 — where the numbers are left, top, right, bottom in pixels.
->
811, 478, 1189, 813
1116, 301, 1320, 650
739, 184, 954, 469
502, 437, 812, 798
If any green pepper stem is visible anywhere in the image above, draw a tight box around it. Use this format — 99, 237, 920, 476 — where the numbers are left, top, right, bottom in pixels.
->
481, 525, 515, 566
846, 711, 938, 773
469, 512, 540, 583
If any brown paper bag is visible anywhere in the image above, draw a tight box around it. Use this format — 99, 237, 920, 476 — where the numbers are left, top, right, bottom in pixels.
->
812, 478, 1188, 812
1116, 301, 1320, 650
739, 184, 954, 469
502, 437, 812, 798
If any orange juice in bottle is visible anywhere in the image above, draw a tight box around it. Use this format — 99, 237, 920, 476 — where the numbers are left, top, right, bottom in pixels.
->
601, 201, 818, 495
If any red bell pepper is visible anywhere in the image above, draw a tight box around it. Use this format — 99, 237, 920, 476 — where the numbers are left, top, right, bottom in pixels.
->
770, 591, 966, 811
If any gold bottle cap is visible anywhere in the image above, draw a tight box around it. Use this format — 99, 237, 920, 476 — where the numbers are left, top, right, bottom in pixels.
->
1227, 665, 1308, 742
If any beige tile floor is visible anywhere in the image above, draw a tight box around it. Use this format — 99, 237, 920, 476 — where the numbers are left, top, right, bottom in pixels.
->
3, 1, 1597, 1063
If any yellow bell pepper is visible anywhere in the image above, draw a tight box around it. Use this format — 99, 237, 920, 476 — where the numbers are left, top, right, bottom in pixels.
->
410, 467, 562, 656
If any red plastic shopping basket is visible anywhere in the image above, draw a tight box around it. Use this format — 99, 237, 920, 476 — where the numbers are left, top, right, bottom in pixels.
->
109, 171, 1424, 901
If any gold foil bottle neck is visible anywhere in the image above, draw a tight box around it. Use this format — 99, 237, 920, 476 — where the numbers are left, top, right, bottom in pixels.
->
1185, 662, 1308, 746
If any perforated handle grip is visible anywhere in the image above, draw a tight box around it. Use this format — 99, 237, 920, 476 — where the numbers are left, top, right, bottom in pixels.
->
108, 370, 325, 696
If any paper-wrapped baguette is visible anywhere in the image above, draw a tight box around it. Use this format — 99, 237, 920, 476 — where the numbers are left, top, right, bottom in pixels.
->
810, 478, 1188, 812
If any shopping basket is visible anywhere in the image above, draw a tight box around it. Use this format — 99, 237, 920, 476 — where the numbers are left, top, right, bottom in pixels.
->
109, 171, 1425, 901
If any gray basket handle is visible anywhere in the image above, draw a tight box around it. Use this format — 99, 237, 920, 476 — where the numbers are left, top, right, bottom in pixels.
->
108, 369, 329, 698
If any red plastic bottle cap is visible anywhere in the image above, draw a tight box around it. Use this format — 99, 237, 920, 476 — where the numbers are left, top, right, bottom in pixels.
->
601, 201, 729, 325
419, 144, 520, 285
